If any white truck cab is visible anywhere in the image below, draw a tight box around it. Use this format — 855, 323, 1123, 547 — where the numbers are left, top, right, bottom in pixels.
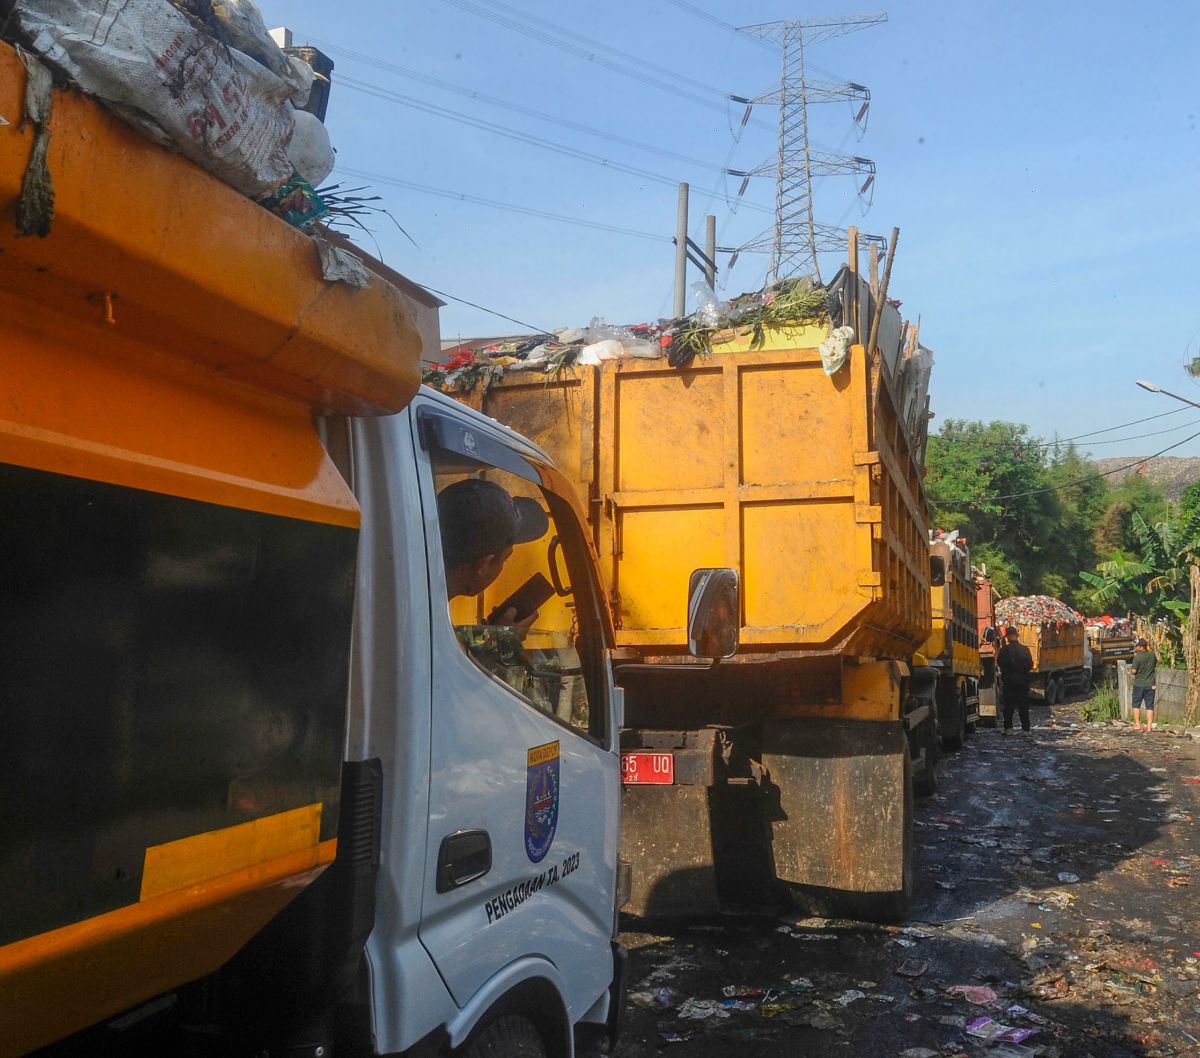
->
335, 388, 626, 1057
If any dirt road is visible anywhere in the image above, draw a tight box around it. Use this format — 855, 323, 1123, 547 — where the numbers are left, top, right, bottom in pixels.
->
615, 704, 1200, 1057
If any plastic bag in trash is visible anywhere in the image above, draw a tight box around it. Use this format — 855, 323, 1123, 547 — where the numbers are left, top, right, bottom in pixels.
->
689, 281, 723, 327
623, 338, 660, 359
287, 109, 335, 186
818, 325, 854, 375
576, 339, 624, 366
209, 0, 313, 102
12, 0, 299, 196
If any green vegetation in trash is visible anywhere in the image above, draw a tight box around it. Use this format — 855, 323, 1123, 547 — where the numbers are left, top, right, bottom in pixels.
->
421, 276, 833, 389
731, 279, 830, 351
1081, 687, 1120, 723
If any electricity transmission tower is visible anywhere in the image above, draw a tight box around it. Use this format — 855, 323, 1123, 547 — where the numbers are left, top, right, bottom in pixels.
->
735, 13, 886, 284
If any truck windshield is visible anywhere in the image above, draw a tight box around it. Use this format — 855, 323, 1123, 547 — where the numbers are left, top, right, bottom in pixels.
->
429, 444, 605, 743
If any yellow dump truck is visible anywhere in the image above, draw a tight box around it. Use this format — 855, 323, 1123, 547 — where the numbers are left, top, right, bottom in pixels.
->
1, 37, 627, 1056
1086, 624, 1136, 686
922, 534, 981, 748
994, 596, 1087, 704
451, 310, 939, 920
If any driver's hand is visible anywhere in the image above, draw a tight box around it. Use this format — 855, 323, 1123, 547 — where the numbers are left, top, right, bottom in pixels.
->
497, 607, 538, 631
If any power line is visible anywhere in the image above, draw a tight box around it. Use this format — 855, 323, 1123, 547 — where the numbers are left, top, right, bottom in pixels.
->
338, 77, 775, 216
659, 0, 849, 78
1041, 405, 1191, 444
418, 284, 555, 336
943, 405, 1192, 450
982, 427, 1200, 503
437, 0, 780, 131
1052, 417, 1200, 448
334, 165, 672, 243
301, 34, 744, 174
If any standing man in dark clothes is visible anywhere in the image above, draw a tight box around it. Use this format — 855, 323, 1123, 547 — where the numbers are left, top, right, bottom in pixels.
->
1131, 638, 1158, 732
998, 627, 1035, 736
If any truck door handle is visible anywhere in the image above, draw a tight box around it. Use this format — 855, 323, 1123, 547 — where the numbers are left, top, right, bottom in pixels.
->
436, 830, 492, 893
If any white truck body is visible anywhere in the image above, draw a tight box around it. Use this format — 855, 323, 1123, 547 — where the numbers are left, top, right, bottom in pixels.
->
346, 389, 623, 1055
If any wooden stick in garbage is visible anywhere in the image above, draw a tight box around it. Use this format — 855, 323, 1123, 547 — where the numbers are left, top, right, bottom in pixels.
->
866, 226, 900, 360
847, 226, 859, 332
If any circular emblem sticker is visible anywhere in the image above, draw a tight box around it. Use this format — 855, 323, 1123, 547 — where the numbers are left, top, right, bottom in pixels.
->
525, 741, 560, 863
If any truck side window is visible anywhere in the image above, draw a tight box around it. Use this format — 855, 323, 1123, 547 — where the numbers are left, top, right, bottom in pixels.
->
431, 452, 601, 740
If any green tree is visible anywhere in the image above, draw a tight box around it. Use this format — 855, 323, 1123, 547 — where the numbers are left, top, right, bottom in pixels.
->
1093, 474, 1169, 558
926, 421, 1053, 590
1040, 444, 1110, 608
1180, 480, 1200, 522
926, 422, 1110, 604
1080, 509, 1200, 661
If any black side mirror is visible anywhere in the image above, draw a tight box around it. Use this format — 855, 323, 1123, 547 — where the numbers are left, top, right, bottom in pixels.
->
983, 626, 998, 644
687, 568, 739, 660
929, 555, 946, 587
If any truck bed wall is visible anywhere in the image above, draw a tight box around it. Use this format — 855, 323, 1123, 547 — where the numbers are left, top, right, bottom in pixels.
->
0, 40, 426, 1053
922, 541, 980, 677
1012, 623, 1085, 672
461, 335, 931, 659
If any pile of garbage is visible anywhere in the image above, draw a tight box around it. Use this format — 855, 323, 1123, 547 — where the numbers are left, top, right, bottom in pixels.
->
5, 0, 336, 228
1084, 616, 1133, 638
426, 277, 834, 391
996, 596, 1083, 631
427, 270, 935, 452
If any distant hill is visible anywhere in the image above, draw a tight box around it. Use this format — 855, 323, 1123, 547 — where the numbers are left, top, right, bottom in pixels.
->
1092, 456, 1200, 501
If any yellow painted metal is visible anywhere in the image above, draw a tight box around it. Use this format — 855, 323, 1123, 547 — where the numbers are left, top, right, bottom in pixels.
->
780, 660, 903, 722
456, 335, 932, 657
1011, 622, 1085, 672
0, 42, 421, 419
0, 38, 424, 1049
0, 840, 335, 1057
140, 804, 323, 901
922, 540, 982, 678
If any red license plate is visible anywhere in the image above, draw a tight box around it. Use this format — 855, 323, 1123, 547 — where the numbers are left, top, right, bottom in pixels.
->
621, 752, 674, 785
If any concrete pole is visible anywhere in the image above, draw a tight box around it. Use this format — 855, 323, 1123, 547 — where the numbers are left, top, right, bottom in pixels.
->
673, 182, 689, 318
704, 214, 717, 290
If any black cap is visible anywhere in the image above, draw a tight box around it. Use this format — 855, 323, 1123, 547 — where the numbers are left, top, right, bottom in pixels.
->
437, 479, 549, 567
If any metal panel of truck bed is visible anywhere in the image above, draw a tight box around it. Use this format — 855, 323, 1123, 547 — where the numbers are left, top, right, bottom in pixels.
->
458, 330, 931, 658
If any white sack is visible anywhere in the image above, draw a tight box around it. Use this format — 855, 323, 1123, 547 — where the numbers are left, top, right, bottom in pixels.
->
13, 0, 298, 196
287, 109, 334, 185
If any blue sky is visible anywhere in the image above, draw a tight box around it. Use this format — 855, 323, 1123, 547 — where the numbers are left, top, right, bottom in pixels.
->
265, 0, 1200, 456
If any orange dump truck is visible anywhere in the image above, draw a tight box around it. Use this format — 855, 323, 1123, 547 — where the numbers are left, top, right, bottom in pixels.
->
0, 39, 427, 1052
450, 314, 939, 920
921, 533, 981, 748
976, 570, 1001, 724
994, 595, 1088, 704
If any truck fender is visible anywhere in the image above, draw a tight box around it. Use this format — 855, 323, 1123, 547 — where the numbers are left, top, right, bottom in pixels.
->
445, 957, 573, 1057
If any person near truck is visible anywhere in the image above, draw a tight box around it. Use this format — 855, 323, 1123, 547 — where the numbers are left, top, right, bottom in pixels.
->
998, 627, 1034, 735
437, 478, 548, 611
1131, 638, 1157, 732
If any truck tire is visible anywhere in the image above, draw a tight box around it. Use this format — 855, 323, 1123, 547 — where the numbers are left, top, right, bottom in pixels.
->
463, 1016, 548, 1058
940, 684, 966, 752
964, 686, 977, 736
913, 711, 938, 797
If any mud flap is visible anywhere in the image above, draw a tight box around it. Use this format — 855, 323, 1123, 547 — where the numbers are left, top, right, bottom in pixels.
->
619, 781, 776, 919
762, 718, 912, 922
620, 785, 720, 919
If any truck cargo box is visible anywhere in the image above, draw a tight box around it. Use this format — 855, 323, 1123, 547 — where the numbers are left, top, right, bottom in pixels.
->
995, 596, 1085, 673
0, 39, 429, 1053
456, 327, 931, 659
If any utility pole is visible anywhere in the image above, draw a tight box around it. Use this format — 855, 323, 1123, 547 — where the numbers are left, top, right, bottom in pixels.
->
704, 214, 717, 290
672, 182, 719, 315
733, 13, 886, 284
673, 182, 689, 318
